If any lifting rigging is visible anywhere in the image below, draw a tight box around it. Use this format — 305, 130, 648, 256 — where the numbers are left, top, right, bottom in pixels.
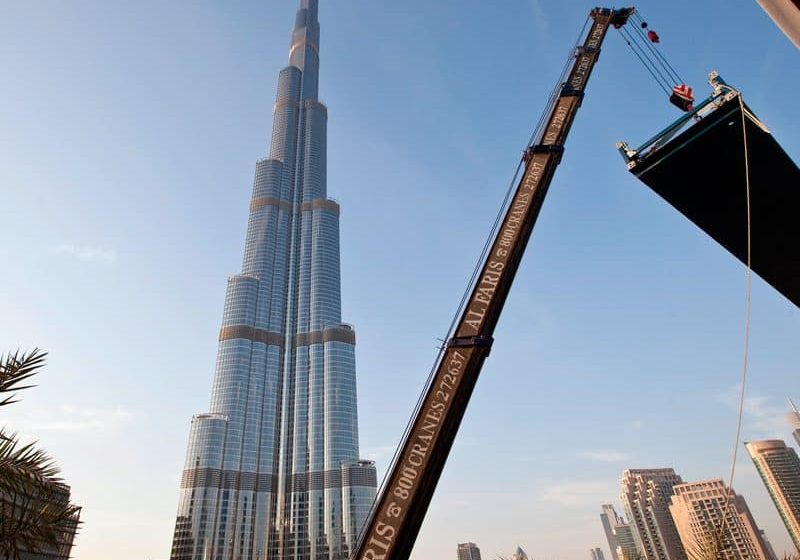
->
614, 9, 696, 111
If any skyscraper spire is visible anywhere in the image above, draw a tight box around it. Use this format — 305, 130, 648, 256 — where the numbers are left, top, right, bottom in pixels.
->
169, 2, 376, 559
788, 398, 800, 448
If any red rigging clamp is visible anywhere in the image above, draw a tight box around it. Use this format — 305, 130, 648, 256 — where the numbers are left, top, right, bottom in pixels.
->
670, 84, 695, 112
639, 19, 660, 43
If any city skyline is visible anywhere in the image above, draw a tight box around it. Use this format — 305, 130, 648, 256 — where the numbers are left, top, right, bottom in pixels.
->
169, 1, 375, 558
2, 1, 799, 559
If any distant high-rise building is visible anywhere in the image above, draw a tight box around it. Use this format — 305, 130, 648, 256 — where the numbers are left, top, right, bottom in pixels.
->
168, 1, 377, 559
760, 530, 779, 560
601, 504, 622, 560
746, 440, 800, 551
458, 543, 482, 560
621, 469, 686, 560
591, 548, 606, 560
614, 524, 639, 560
668, 479, 771, 560
512, 546, 529, 560
788, 399, 800, 448
600, 504, 640, 560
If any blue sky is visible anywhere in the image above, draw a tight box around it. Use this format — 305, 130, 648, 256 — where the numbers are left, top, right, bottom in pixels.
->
1, 1, 799, 559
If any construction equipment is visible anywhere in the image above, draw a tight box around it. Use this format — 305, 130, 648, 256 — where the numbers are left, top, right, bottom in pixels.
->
618, 72, 800, 308
352, 8, 634, 560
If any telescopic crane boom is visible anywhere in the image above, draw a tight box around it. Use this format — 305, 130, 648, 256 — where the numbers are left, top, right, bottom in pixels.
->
353, 8, 633, 560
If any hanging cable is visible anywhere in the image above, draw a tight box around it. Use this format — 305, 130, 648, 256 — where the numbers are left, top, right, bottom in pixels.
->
714, 91, 753, 547
365, 12, 594, 540
529, 15, 591, 147
630, 11, 685, 85
363, 159, 526, 550
617, 25, 670, 95
632, 25, 682, 85
621, 25, 676, 91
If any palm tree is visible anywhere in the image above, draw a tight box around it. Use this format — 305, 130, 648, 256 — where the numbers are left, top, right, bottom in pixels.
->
0, 349, 81, 560
684, 530, 724, 560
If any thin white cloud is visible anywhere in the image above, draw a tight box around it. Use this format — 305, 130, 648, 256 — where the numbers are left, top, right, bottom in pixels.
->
50, 244, 117, 264
34, 419, 105, 432
539, 480, 611, 507
362, 444, 396, 463
5, 404, 135, 435
579, 449, 630, 462
442, 490, 520, 509
715, 385, 789, 438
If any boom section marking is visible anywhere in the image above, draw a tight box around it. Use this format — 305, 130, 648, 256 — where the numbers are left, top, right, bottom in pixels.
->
353, 9, 621, 560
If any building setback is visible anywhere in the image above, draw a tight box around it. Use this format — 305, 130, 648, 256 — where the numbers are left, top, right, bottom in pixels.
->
621, 469, 686, 560
458, 543, 482, 560
746, 440, 800, 551
668, 479, 771, 560
168, 1, 376, 559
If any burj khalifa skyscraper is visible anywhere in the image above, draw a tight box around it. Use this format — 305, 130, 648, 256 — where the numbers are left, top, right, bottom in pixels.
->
170, 2, 377, 559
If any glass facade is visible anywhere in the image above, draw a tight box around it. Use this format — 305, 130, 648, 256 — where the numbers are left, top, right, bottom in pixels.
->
170, 2, 376, 559
746, 440, 800, 551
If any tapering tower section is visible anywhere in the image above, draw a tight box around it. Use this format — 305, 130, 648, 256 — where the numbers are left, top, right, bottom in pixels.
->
789, 399, 800, 448
169, 2, 377, 559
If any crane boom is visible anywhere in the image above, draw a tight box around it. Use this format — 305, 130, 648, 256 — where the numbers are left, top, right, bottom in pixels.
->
353, 8, 631, 560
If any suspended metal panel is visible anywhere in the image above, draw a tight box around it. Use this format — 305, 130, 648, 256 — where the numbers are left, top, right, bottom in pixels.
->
630, 97, 800, 308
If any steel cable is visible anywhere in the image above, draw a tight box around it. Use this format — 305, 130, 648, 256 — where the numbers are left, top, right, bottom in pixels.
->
363, 12, 594, 544
630, 11, 685, 85
715, 91, 753, 548
617, 25, 671, 95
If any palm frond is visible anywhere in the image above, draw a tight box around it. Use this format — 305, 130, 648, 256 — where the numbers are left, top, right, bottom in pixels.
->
0, 431, 63, 496
0, 347, 80, 556
0, 348, 47, 407
0, 489, 81, 558
684, 529, 725, 560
